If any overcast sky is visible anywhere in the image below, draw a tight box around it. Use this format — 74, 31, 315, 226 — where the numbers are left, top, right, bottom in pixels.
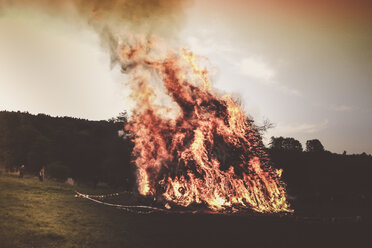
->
0, 0, 371, 154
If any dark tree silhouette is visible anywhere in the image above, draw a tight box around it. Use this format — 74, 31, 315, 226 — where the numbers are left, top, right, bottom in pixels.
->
305, 139, 325, 152
0, 111, 134, 188
257, 118, 275, 134
269, 136, 303, 152
108, 111, 128, 124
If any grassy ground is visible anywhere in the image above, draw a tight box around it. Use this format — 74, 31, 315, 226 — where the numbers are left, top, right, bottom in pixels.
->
0, 174, 138, 248
0, 173, 371, 248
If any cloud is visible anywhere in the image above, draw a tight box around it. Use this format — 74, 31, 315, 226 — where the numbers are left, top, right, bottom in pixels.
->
238, 57, 275, 82
184, 33, 235, 59
328, 104, 353, 112
278, 84, 302, 97
183, 27, 302, 98
237, 56, 301, 96
274, 119, 329, 134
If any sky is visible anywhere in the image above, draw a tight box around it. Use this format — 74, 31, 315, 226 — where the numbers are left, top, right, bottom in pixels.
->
0, 0, 371, 154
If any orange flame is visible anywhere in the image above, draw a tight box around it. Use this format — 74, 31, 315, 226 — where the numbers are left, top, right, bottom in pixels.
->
123, 38, 292, 213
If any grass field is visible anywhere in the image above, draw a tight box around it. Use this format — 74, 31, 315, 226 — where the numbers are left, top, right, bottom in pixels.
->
0, 173, 370, 248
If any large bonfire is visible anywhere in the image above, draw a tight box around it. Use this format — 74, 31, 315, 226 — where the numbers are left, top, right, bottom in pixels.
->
122, 37, 292, 213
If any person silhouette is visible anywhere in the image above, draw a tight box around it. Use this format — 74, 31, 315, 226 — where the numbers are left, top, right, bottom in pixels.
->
39, 167, 45, 181
19, 165, 25, 178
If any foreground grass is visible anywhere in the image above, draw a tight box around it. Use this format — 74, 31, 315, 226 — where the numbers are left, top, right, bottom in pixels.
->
0, 174, 136, 248
0, 173, 371, 248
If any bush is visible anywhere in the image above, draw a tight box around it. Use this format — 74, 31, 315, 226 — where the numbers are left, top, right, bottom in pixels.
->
46, 161, 70, 181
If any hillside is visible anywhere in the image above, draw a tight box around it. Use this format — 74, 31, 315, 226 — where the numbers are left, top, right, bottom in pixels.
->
0, 111, 134, 188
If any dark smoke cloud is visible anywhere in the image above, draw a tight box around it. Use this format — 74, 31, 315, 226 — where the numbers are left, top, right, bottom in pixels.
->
0, 0, 189, 28
0, 0, 192, 65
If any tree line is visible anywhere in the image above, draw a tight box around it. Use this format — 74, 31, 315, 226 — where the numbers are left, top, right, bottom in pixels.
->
268, 136, 372, 215
269, 136, 325, 153
1, 111, 371, 214
0, 111, 134, 188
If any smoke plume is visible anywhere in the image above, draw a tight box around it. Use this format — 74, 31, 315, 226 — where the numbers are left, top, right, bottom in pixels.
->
0, 0, 191, 65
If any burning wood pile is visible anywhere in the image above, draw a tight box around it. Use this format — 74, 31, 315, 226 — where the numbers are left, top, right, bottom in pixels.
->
121, 38, 292, 213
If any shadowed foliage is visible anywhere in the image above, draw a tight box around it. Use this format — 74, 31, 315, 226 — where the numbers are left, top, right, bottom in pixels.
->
0, 111, 134, 189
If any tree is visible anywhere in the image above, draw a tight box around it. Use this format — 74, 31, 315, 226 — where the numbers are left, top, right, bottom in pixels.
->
269, 136, 303, 152
108, 111, 128, 124
0, 111, 133, 186
306, 139, 325, 152
257, 118, 275, 134
46, 161, 70, 181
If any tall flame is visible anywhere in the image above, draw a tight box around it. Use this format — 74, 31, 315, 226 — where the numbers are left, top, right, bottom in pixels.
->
122, 38, 292, 213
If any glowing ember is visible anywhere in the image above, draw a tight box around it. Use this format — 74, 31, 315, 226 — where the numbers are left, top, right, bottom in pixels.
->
122, 38, 292, 213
